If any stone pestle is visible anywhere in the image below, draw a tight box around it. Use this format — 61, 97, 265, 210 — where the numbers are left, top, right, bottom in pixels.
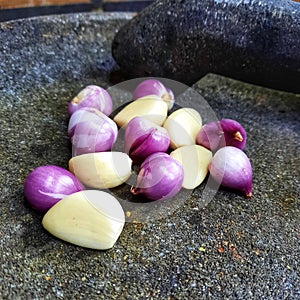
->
112, 0, 300, 93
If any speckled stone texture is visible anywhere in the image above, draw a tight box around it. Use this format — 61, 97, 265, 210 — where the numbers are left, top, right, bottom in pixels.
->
0, 12, 299, 299
112, 0, 300, 93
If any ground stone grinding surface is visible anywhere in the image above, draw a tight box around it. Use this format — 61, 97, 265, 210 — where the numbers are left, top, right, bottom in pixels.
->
0, 12, 299, 299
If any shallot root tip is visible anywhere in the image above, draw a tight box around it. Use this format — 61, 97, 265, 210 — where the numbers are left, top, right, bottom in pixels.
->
130, 186, 138, 195
234, 131, 243, 142
246, 191, 252, 198
72, 96, 80, 104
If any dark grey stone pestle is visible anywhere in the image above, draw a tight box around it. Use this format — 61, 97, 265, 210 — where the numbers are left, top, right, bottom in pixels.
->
112, 0, 300, 93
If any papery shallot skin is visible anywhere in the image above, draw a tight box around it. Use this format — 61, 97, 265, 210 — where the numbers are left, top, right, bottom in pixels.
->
196, 119, 246, 151
209, 146, 252, 197
131, 152, 184, 201
68, 85, 113, 116
24, 165, 85, 212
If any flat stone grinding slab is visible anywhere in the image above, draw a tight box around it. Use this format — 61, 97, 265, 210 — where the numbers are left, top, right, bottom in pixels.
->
0, 12, 299, 299
112, 0, 300, 93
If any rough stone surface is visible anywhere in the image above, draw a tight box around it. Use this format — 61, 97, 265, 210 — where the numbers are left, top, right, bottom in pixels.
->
112, 0, 300, 93
0, 12, 300, 299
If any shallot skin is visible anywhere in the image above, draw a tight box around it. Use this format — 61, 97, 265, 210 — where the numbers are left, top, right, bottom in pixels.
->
165, 87, 175, 109
221, 119, 246, 150
197, 119, 246, 151
131, 152, 184, 201
68, 85, 113, 116
209, 146, 252, 197
124, 116, 170, 163
68, 107, 118, 156
132, 79, 174, 110
133, 79, 166, 99
24, 165, 85, 212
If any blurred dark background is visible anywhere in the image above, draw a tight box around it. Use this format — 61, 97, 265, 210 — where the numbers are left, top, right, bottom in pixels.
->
0, 0, 154, 22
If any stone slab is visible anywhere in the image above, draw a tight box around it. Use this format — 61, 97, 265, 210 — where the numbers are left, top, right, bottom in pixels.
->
0, 12, 299, 299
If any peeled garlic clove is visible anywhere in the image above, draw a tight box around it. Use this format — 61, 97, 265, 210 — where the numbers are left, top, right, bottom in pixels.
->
113, 95, 168, 127
170, 145, 212, 189
69, 152, 132, 189
163, 108, 202, 149
42, 190, 125, 250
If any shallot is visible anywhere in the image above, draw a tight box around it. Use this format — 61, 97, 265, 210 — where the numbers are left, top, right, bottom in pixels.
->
68, 85, 113, 116
131, 152, 184, 200
24, 165, 84, 212
132, 79, 174, 110
68, 107, 118, 156
124, 116, 170, 163
209, 146, 252, 197
197, 119, 246, 151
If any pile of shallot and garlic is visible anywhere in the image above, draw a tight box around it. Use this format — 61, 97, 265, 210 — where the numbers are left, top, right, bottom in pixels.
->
24, 79, 252, 250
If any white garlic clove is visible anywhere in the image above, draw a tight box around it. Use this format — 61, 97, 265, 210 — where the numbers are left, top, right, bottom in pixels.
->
170, 145, 212, 189
113, 95, 168, 127
69, 152, 132, 189
42, 190, 125, 250
163, 108, 202, 149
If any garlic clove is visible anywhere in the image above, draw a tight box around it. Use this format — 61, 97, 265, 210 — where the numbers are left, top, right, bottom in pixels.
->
113, 95, 168, 127
170, 145, 212, 189
163, 108, 202, 149
42, 190, 125, 250
69, 152, 132, 189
